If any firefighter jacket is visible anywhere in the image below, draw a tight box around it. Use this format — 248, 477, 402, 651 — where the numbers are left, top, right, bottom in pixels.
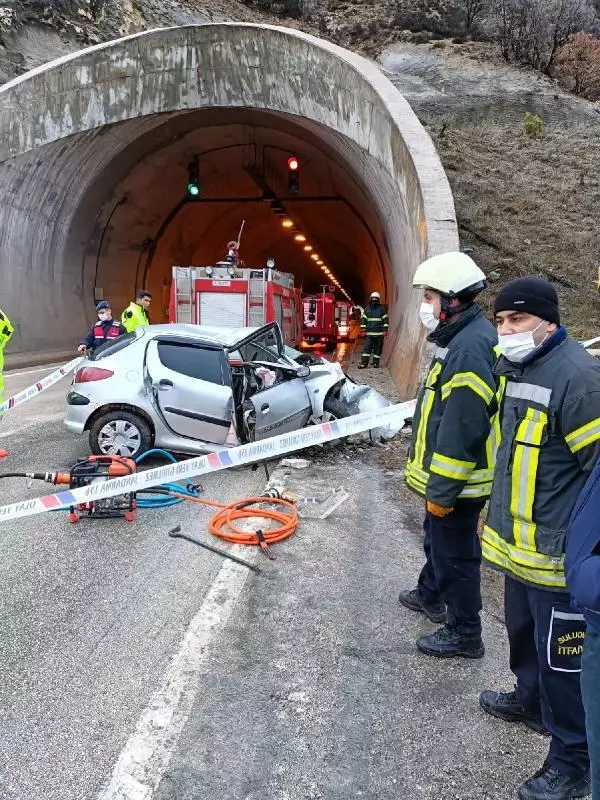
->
121, 302, 149, 333
361, 303, 388, 336
482, 329, 600, 592
0, 308, 14, 403
405, 305, 499, 507
80, 319, 126, 352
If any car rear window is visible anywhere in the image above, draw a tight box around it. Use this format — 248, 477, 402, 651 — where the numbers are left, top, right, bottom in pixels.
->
91, 332, 137, 360
157, 342, 225, 385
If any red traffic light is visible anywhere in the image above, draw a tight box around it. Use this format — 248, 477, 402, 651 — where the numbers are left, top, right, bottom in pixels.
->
287, 156, 299, 172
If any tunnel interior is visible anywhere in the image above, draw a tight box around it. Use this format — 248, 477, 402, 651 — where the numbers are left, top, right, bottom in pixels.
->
80, 107, 389, 324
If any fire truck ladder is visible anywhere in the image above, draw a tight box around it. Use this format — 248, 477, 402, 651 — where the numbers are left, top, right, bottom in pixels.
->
174, 267, 194, 324
248, 270, 266, 327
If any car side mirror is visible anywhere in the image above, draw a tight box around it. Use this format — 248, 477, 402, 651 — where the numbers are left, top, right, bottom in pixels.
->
296, 365, 310, 378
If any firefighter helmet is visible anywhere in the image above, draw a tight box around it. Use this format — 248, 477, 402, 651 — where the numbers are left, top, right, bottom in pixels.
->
370, 291, 381, 300
412, 252, 486, 297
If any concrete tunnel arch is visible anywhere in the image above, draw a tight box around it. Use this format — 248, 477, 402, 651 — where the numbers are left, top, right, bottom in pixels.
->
0, 23, 457, 392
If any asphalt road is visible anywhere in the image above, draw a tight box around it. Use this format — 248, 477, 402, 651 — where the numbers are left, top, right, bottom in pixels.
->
0, 363, 549, 800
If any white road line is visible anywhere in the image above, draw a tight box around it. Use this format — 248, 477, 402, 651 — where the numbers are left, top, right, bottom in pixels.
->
0, 412, 65, 438
5, 364, 62, 379
96, 544, 257, 800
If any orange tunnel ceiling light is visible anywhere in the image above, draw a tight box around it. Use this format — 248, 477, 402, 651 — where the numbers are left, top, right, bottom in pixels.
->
294, 234, 306, 242
303, 245, 313, 252
281, 218, 294, 229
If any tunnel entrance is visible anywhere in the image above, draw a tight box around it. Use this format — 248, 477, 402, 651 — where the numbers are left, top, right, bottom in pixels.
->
85, 107, 388, 323
0, 23, 457, 393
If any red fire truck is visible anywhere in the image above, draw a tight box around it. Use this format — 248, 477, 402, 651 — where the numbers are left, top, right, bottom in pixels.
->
334, 301, 354, 341
169, 244, 303, 347
302, 287, 338, 351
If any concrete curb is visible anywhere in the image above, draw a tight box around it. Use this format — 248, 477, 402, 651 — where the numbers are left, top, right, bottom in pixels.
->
5, 351, 76, 372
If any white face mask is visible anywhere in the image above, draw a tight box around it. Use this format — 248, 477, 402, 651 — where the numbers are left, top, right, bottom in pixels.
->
498, 320, 547, 363
98, 313, 110, 322
419, 302, 439, 332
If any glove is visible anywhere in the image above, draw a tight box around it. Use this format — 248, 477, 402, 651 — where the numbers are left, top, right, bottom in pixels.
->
427, 501, 454, 518
77, 344, 87, 353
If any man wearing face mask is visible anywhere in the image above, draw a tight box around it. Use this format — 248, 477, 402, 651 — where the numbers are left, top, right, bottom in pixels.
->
479, 276, 600, 800
401, 252, 499, 659
78, 301, 126, 354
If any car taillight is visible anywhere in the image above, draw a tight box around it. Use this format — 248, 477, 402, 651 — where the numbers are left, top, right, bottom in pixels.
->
75, 367, 114, 383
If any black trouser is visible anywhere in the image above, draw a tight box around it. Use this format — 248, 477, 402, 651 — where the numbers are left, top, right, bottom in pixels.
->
417, 500, 484, 636
361, 335, 384, 365
581, 629, 600, 797
505, 575, 589, 777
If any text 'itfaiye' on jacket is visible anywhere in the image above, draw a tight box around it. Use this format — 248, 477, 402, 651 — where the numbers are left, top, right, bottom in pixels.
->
406, 306, 501, 507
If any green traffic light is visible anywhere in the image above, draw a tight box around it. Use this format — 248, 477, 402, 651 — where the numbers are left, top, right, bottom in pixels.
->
187, 183, 200, 197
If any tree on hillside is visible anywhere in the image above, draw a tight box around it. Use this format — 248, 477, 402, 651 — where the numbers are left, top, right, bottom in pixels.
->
488, 0, 598, 72
557, 31, 600, 98
458, 0, 488, 30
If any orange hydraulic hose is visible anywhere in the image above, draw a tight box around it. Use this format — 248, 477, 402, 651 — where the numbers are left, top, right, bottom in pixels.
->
167, 492, 298, 546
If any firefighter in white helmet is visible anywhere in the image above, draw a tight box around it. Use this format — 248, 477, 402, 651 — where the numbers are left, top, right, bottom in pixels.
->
358, 291, 388, 368
398, 251, 501, 659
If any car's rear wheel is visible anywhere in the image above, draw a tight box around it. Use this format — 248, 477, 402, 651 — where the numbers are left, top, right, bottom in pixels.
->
89, 410, 152, 458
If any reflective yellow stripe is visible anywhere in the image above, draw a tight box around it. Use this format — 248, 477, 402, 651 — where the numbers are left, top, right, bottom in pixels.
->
509, 408, 547, 552
405, 466, 427, 496
441, 372, 494, 406
470, 467, 495, 483
413, 362, 442, 471
482, 526, 565, 589
565, 417, 600, 454
458, 482, 492, 498
430, 453, 476, 480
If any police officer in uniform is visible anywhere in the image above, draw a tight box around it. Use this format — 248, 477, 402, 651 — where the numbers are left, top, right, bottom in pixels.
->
79, 301, 126, 354
0, 308, 14, 405
400, 252, 499, 658
480, 276, 600, 800
122, 289, 151, 333
358, 291, 388, 368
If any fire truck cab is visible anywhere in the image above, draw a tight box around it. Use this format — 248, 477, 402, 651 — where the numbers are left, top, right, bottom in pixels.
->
169, 246, 303, 348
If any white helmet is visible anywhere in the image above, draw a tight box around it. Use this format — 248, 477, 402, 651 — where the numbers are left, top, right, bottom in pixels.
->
370, 291, 381, 300
412, 252, 486, 297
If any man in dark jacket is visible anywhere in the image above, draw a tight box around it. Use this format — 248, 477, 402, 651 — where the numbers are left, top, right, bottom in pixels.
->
480, 276, 600, 800
358, 292, 388, 368
400, 251, 499, 659
79, 301, 126, 354
566, 458, 600, 800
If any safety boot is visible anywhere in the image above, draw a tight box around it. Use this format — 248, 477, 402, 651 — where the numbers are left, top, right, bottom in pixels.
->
518, 765, 590, 800
398, 588, 446, 623
479, 689, 548, 735
417, 624, 485, 659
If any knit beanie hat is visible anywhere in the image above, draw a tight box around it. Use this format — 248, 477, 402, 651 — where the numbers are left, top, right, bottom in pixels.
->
493, 276, 560, 325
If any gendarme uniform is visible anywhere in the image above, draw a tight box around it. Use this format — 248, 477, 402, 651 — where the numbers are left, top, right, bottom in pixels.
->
121, 302, 149, 333
480, 277, 599, 796
0, 309, 14, 405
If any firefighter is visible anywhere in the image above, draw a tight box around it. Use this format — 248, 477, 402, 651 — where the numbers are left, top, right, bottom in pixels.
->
121, 290, 151, 333
399, 251, 498, 659
358, 292, 388, 368
0, 308, 14, 405
566, 455, 600, 800
78, 301, 126, 354
479, 276, 600, 800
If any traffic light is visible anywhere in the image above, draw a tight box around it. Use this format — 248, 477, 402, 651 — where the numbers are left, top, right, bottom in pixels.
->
287, 155, 300, 195
187, 157, 200, 198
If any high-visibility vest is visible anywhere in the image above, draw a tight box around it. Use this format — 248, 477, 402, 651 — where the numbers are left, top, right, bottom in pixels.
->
121, 302, 149, 333
92, 321, 124, 349
0, 308, 14, 403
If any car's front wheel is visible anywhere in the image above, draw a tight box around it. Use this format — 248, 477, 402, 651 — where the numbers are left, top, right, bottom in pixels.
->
89, 410, 152, 458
